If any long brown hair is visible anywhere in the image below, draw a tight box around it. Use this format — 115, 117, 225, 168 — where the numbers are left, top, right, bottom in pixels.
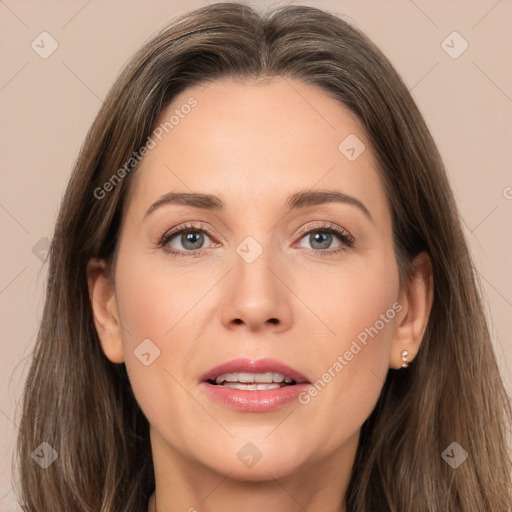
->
16, 2, 511, 511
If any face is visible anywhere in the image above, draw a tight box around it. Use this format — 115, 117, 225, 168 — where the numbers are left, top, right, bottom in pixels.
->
97, 78, 407, 480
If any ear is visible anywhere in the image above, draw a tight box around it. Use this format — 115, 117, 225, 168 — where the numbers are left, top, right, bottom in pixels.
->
86, 257, 124, 363
390, 252, 434, 369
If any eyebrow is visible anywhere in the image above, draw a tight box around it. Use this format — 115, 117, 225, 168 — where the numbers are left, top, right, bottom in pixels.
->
143, 189, 373, 222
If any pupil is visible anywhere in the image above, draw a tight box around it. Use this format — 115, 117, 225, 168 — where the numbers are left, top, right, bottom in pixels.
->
182, 231, 204, 250
311, 232, 331, 250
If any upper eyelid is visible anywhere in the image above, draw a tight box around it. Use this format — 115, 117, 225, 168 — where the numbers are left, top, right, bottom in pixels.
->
161, 221, 215, 238
295, 222, 354, 242
160, 221, 354, 247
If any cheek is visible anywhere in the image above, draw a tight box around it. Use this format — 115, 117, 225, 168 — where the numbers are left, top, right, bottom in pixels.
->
296, 252, 399, 433
295, 246, 399, 348
114, 248, 204, 344
112, 249, 199, 416
111, 242, 228, 417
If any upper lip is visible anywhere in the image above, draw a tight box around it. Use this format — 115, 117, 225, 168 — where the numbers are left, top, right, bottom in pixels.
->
200, 357, 310, 384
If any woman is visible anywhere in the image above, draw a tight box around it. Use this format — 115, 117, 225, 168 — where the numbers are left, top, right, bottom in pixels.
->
16, 2, 511, 511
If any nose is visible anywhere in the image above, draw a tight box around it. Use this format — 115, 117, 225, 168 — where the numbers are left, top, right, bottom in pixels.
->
220, 244, 293, 333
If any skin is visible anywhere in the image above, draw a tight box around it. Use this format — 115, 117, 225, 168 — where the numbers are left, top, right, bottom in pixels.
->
88, 78, 433, 512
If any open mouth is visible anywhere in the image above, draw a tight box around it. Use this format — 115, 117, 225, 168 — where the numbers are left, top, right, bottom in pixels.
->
207, 371, 297, 391
200, 360, 310, 411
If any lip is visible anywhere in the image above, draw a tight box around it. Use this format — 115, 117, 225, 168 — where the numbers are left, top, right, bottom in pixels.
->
200, 357, 309, 384
199, 357, 311, 412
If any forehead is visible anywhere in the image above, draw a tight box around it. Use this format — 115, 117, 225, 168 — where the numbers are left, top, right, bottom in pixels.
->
125, 78, 390, 225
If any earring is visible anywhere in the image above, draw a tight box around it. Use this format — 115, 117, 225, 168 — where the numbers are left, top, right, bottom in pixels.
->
401, 350, 409, 368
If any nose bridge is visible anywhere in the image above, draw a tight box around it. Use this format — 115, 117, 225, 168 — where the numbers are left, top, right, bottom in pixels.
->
220, 231, 292, 331
233, 233, 279, 301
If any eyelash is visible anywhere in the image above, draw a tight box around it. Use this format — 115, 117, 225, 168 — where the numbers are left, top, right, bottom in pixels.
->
157, 221, 355, 258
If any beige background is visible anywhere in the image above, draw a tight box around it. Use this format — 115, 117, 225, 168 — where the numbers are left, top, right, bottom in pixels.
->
1, 0, 511, 508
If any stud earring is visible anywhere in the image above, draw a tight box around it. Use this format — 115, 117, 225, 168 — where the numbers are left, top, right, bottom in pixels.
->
401, 350, 409, 368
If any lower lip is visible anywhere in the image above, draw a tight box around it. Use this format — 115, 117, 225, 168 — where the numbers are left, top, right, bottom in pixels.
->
200, 382, 310, 412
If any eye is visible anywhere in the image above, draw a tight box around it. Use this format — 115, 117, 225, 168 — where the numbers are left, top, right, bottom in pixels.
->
171, 229, 210, 251
158, 222, 219, 256
157, 221, 354, 258
294, 223, 354, 255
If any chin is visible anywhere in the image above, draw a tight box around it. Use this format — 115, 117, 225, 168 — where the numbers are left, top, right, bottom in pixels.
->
196, 443, 309, 481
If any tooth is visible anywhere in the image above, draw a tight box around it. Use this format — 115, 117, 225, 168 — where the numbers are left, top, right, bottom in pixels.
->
215, 373, 237, 384
213, 372, 294, 385
223, 382, 256, 390
256, 383, 281, 390
237, 372, 255, 383
222, 382, 283, 391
